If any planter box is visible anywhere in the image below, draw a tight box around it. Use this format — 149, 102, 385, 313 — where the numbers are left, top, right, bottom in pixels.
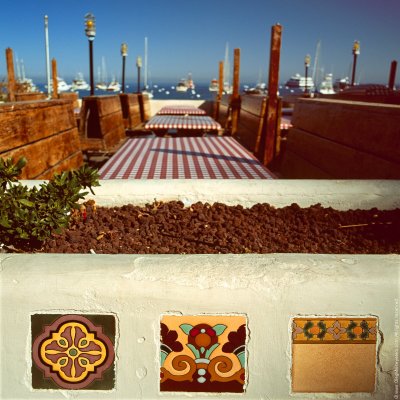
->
1, 180, 399, 399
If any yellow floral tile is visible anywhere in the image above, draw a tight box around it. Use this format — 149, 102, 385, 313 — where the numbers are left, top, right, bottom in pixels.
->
31, 314, 115, 390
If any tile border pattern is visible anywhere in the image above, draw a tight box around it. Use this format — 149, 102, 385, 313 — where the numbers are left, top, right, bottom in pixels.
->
292, 317, 378, 344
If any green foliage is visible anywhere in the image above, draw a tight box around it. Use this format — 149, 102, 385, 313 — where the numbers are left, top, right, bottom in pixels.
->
0, 157, 100, 249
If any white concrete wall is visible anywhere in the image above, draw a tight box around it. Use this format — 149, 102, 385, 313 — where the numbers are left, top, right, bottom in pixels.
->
1, 180, 399, 399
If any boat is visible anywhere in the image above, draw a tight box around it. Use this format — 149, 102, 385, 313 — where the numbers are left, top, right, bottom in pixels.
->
96, 82, 108, 91
49, 77, 71, 92
107, 78, 121, 92
209, 78, 218, 92
285, 73, 314, 89
333, 76, 350, 91
176, 79, 188, 92
71, 73, 90, 91
318, 73, 335, 95
16, 58, 39, 93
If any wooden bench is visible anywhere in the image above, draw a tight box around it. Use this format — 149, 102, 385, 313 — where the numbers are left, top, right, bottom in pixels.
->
0, 99, 83, 179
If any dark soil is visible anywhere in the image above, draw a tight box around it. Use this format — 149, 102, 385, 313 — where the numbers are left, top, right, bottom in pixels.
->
39, 201, 400, 254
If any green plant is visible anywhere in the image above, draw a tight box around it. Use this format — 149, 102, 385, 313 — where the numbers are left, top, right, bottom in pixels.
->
0, 157, 100, 250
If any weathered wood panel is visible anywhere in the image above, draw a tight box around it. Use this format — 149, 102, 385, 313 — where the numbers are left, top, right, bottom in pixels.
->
0, 99, 83, 178
138, 93, 151, 122
0, 100, 76, 153
2, 128, 83, 179
59, 92, 79, 108
282, 127, 400, 179
279, 149, 334, 179
119, 94, 141, 129
79, 95, 125, 152
292, 98, 400, 164
15, 92, 47, 101
36, 152, 84, 179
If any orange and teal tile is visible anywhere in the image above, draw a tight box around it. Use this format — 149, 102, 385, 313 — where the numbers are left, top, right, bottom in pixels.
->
160, 314, 247, 393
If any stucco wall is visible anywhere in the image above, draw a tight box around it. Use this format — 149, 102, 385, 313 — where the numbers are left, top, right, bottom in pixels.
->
1, 180, 399, 399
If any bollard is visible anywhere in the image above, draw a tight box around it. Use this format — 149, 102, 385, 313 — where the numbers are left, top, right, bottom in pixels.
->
51, 58, 58, 99
6, 48, 16, 102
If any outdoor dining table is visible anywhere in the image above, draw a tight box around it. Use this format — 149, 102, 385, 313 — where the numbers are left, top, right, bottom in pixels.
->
144, 115, 222, 136
156, 105, 206, 115
99, 136, 275, 179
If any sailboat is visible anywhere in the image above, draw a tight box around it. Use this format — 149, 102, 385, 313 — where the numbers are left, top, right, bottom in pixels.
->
142, 37, 154, 98
107, 74, 121, 92
96, 56, 108, 90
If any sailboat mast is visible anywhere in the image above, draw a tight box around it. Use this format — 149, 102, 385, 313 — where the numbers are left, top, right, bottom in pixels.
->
312, 40, 321, 88
144, 37, 148, 89
224, 42, 230, 87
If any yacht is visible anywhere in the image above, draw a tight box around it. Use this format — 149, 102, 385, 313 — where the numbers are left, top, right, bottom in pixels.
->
49, 77, 71, 92
209, 78, 218, 92
176, 79, 188, 92
318, 73, 335, 95
107, 79, 121, 92
71, 73, 90, 91
285, 73, 314, 89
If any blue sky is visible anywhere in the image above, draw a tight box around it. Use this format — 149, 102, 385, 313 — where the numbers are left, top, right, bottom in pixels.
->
0, 0, 399, 85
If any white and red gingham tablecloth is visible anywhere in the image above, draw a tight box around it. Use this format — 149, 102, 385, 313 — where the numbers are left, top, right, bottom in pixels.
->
145, 115, 221, 131
99, 137, 275, 179
157, 105, 206, 115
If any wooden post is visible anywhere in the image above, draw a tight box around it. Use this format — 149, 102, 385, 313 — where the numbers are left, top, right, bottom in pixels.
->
214, 61, 224, 121
263, 24, 282, 166
230, 48, 241, 136
52, 58, 58, 99
6, 48, 16, 102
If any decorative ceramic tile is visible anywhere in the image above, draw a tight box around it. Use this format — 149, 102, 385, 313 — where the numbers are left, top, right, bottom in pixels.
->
160, 314, 247, 393
292, 318, 377, 343
31, 314, 115, 390
291, 317, 378, 393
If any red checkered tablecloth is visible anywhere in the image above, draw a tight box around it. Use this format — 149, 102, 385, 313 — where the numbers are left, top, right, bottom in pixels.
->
145, 115, 221, 131
157, 105, 206, 115
99, 137, 275, 179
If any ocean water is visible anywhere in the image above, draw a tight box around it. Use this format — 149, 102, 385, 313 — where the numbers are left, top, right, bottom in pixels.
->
35, 82, 303, 102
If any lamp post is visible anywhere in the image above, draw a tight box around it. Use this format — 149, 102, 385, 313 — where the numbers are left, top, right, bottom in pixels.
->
84, 13, 96, 95
351, 40, 360, 86
121, 43, 128, 93
136, 56, 142, 93
304, 54, 311, 95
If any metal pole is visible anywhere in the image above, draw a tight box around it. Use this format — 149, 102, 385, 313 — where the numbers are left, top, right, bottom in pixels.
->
351, 54, 357, 86
122, 55, 126, 93
137, 66, 141, 93
89, 39, 94, 95
44, 15, 51, 97
351, 40, 360, 86
388, 60, 397, 90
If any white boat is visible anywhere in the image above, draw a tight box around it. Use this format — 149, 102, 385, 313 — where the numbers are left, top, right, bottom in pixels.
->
50, 77, 71, 92
176, 79, 188, 92
96, 82, 108, 90
318, 73, 335, 95
107, 79, 121, 92
209, 78, 218, 92
71, 73, 90, 91
285, 73, 314, 89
